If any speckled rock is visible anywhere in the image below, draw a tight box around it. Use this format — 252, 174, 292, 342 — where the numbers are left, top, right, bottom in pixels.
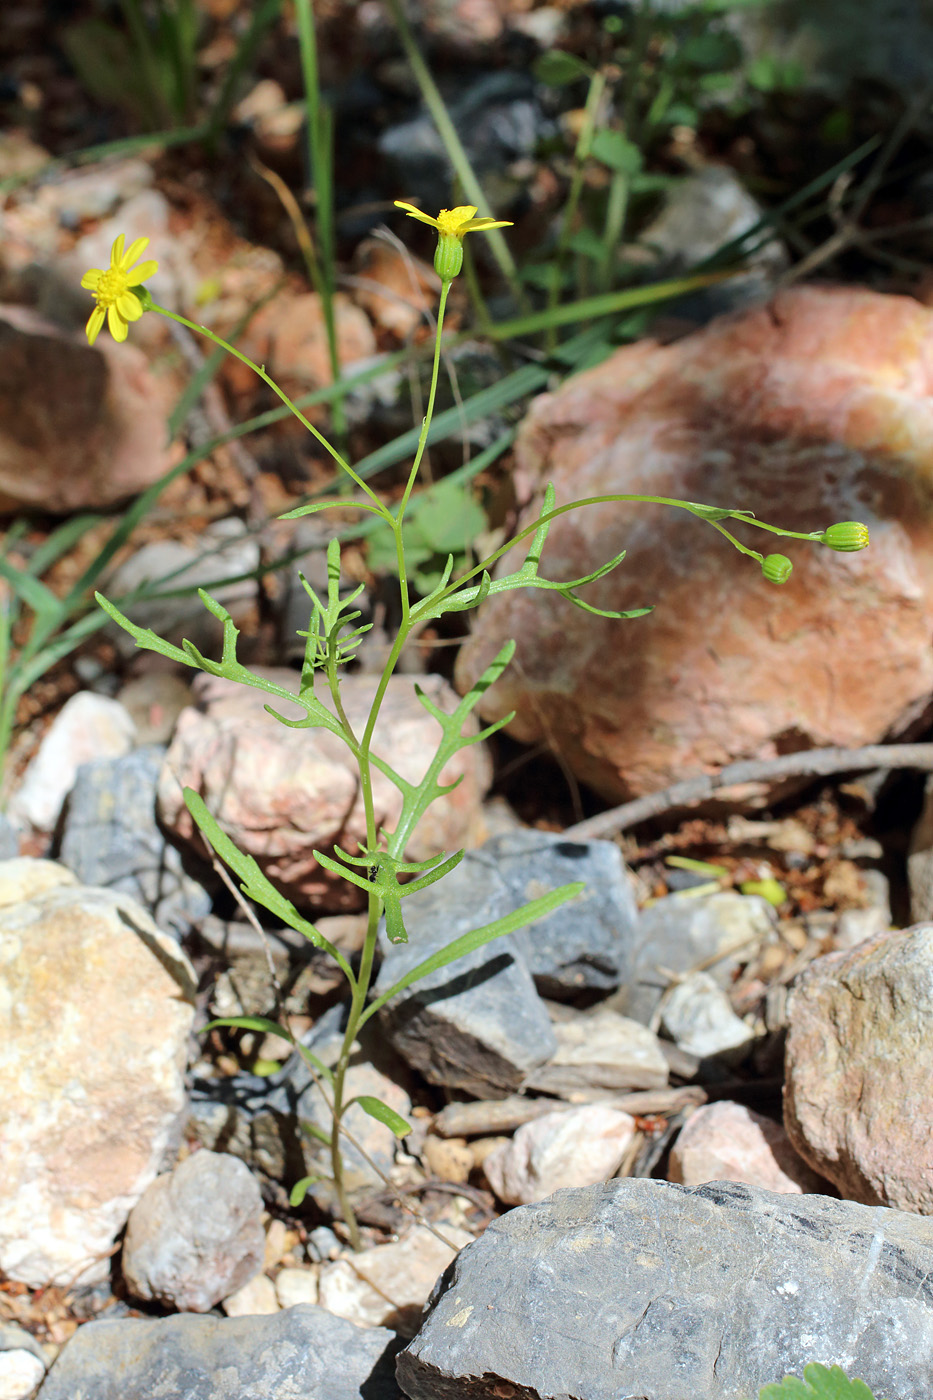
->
784, 923, 933, 1210
0, 883, 195, 1286
483, 1104, 637, 1205
668, 1100, 826, 1194
398, 1179, 933, 1400
35, 1304, 402, 1400
121, 1152, 265, 1313
456, 286, 933, 803
159, 670, 490, 909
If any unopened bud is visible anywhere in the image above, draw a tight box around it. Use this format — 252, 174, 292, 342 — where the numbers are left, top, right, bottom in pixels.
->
762, 553, 792, 584
820, 521, 870, 552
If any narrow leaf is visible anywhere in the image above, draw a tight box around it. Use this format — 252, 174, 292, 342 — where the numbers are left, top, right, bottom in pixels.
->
359, 882, 584, 1027
289, 1174, 324, 1206
351, 1095, 412, 1138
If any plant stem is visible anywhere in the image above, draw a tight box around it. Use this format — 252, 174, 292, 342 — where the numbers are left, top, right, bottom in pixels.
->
149, 303, 385, 513
321, 276, 453, 1249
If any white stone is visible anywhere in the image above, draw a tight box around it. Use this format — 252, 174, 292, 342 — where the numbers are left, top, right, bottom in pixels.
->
0, 1350, 45, 1400
317, 1260, 388, 1329
8, 692, 135, 831
483, 1104, 637, 1205
660, 971, 755, 1063
222, 1271, 279, 1317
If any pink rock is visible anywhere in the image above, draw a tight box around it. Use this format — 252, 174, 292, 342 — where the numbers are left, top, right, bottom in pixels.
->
0, 307, 174, 513
158, 669, 491, 909
668, 1100, 824, 1194
784, 925, 933, 1211
455, 287, 933, 801
483, 1104, 636, 1205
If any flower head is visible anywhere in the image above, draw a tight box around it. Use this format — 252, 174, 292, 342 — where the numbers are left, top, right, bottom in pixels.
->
820, 521, 870, 552
394, 200, 513, 281
761, 553, 793, 584
80, 234, 159, 346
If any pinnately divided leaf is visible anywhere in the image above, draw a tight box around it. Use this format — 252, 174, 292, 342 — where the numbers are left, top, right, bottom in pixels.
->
758, 1363, 883, 1400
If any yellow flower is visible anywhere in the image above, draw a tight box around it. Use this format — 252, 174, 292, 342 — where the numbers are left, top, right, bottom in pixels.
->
80, 234, 159, 346
394, 200, 513, 281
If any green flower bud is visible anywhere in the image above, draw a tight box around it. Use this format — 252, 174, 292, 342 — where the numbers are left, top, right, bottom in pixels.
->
434, 234, 464, 282
762, 553, 793, 584
820, 521, 870, 552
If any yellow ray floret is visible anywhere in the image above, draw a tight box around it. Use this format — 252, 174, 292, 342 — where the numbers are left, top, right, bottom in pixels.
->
80, 234, 159, 346
394, 201, 513, 237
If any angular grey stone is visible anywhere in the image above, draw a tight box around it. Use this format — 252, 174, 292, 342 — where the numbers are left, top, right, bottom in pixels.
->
374, 843, 559, 1097
398, 1178, 933, 1400
36, 1304, 402, 1400
121, 1151, 265, 1313
0, 815, 17, 860
58, 745, 211, 937
609, 891, 776, 1026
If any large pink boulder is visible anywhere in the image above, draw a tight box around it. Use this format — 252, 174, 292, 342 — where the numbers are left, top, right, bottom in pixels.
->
455, 286, 933, 801
0, 307, 173, 513
159, 669, 491, 909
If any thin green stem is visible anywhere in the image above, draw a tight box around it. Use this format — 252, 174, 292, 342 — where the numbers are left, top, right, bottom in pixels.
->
149, 303, 386, 514
399, 280, 451, 522
412, 494, 827, 620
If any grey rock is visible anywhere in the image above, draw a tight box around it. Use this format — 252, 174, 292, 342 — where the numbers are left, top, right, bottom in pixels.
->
398, 1178, 933, 1400
374, 841, 562, 1097
106, 517, 259, 659
35, 1304, 402, 1400
121, 1151, 265, 1313
380, 72, 553, 215
494, 830, 639, 998
523, 1008, 669, 1097
609, 890, 775, 1026
908, 773, 933, 922
638, 166, 788, 320
58, 745, 212, 937
0, 816, 18, 860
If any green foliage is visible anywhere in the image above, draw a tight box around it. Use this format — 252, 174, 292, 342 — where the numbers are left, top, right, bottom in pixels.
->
62, 0, 282, 134
758, 1363, 884, 1400
365, 477, 488, 594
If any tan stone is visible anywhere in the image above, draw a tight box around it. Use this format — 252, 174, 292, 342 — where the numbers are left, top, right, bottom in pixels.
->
352, 240, 438, 340
668, 1100, 824, 1194
456, 286, 933, 802
421, 1134, 473, 1184
0, 307, 174, 514
0, 885, 195, 1286
784, 925, 933, 1210
0, 857, 77, 908
159, 669, 491, 908
319, 1225, 471, 1335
